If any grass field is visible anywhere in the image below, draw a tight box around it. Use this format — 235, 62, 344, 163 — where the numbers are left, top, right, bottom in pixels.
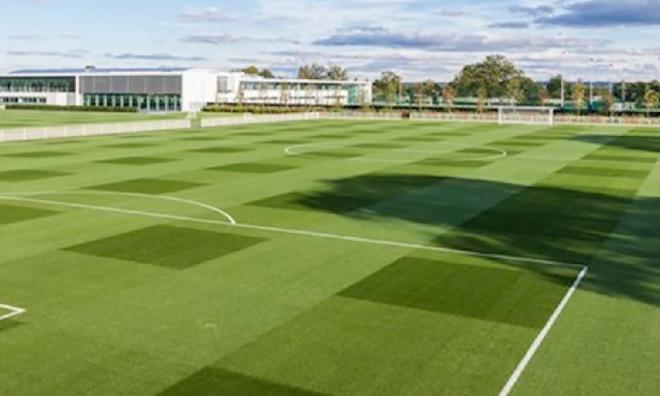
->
0, 118, 658, 395
0, 110, 185, 128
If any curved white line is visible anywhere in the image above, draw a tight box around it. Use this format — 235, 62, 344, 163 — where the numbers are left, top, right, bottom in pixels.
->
284, 142, 347, 156
0, 190, 237, 225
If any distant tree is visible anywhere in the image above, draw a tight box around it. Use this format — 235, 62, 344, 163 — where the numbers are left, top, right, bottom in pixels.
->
451, 55, 524, 98
546, 75, 564, 99
442, 84, 456, 111
298, 63, 328, 80
476, 86, 488, 113
519, 78, 545, 105
241, 65, 260, 75
628, 82, 647, 104
414, 82, 426, 111
422, 79, 442, 105
358, 88, 371, 112
506, 77, 524, 105
373, 71, 401, 109
327, 65, 349, 81
239, 65, 274, 78
643, 86, 659, 117
600, 90, 614, 116
572, 81, 586, 115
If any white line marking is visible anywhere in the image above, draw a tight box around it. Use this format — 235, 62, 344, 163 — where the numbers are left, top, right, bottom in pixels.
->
284, 142, 346, 156
0, 304, 26, 322
0, 194, 583, 270
0, 193, 588, 391
498, 265, 588, 396
0, 191, 237, 225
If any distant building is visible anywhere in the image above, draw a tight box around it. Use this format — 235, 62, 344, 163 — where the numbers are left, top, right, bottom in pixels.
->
217, 73, 372, 107
0, 68, 372, 112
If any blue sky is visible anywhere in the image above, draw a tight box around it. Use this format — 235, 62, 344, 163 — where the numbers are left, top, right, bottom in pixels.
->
2, 0, 660, 81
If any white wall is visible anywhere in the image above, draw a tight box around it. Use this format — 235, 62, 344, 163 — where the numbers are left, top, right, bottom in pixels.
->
181, 70, 218, 112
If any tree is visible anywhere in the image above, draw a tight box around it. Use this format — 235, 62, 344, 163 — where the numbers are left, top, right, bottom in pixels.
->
414, 83, 426, 111
506, 78, 524, 105
520, 78, 545, 105
422, 79, 442, 105
373, 71, 401, 109
358, 88, 371, 112
239, 65, 274, 78
442, 84, 456, 112
600, 91, 614, 117
327, 65, 349, 81
572, 81, 586, 116
546, 75, 563, 99
450, 55, 524, 98
298, 63, 328, 80
476, 86, 488, 113
643, 86, 659, 117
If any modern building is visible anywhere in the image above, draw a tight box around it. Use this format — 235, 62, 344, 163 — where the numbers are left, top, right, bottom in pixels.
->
0, 67, 217, 112
217, 73, 372, 107
0, 67, 372, 112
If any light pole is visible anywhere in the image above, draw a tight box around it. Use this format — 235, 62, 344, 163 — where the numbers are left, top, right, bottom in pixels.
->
558, 32, 567, 108
621, 68, 628, 104
589, 58, 596, 106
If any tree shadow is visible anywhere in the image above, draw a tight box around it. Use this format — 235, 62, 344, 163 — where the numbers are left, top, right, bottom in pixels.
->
0, 320, 23, 333
293, 174, 660, 307
576, 134, 660, 154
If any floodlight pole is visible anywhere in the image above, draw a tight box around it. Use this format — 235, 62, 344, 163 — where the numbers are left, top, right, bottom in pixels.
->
589, 58, 595, 106
558, 33, 567, 109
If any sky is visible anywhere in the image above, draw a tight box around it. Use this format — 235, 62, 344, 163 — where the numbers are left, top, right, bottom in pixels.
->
2, 0, 660, 82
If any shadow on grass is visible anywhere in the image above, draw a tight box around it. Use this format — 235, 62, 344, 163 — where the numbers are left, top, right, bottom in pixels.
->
0, 320, 23, 333
293, 174, 660, 306
576, 134, 660, 154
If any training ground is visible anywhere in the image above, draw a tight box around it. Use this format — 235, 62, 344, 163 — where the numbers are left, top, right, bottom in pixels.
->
0, 112, 658, 395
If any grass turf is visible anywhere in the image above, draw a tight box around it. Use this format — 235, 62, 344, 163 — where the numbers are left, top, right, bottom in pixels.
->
0, 109, 185, 129
0, 118, 658, 396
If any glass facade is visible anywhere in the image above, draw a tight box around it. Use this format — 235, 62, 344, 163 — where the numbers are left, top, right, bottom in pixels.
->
83, 93, 180, 111
80, 75, 182, 95
0, 96, 47, 104
0, 77, 76, 93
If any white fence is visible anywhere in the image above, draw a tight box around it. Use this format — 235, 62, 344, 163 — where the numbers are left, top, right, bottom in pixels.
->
200, 113, 321, 128
322, 111, 404, 121
324, 111, 660, 127
0, 119, 192, 143
4, 111, 659, 144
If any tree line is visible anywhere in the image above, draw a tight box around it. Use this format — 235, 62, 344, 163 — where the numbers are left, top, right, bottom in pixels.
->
238, 56, 660, 114
237, 63, 349, 81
